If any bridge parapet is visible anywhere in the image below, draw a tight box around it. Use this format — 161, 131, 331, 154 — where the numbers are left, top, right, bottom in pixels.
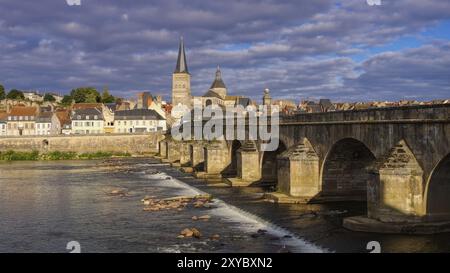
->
281, 104, 450, 124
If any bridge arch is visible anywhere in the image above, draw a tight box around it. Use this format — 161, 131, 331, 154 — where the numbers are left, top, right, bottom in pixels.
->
321, 138, 376, 198
223, 140, 242, 177
425, 153, 450, 221
260, 140, 287, 182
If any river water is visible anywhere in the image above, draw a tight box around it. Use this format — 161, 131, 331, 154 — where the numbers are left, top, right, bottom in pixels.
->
0, 158, 449, 253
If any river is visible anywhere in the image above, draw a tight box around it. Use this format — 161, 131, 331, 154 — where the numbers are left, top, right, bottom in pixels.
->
0, 158, 449, 253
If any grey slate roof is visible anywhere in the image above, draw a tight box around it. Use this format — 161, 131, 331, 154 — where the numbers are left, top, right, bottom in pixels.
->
174, 37, 189, 74
36, 112, 53, 123
236, 98, 251, 107
210, 66, 226, 89
72, 108, 104, 120
114, 109, 164, 120
202, 90, 223, 99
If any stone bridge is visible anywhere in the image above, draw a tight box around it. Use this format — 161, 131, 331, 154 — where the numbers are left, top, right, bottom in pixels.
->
159, 104, 450, 233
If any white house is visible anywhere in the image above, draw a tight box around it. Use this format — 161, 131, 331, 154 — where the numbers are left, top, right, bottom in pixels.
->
71, 108, 104, 135
35, 112, 61, 135
114, 109, 166, 133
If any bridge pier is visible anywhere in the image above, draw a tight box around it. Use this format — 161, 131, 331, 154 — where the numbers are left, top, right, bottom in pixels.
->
202, 141, 230, 179
190, 142, 205, 171
237, 141, 261, 182
223, 141, 262, 186
159, 139, 168, 159
344, 140, 440, 233
179, 142, 191, 167
166, 140, 181, 163
277, 140, 320, 199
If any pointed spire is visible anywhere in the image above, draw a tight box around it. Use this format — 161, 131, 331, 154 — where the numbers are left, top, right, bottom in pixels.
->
215, 65, 222, 80
174, 36, 189, 74
210, 65, 226, 89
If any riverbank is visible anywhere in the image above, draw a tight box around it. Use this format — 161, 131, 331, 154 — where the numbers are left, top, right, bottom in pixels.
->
0, 150, 137, 161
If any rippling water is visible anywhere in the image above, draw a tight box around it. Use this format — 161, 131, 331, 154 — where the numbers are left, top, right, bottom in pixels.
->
1, 158, 450, 253
0, 159, 321, 253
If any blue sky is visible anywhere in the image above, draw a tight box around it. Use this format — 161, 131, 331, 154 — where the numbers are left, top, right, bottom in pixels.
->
0, 0, 449, 102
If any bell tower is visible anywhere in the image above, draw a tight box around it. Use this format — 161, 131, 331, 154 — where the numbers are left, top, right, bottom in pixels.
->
172, 37, 191, 107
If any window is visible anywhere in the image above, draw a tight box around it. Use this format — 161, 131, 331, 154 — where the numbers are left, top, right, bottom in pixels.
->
94, 115, 98, 120
19, 116, 23, 121
77, 115, 81, 119
25, 116, 28, 121
86, 115, 90, 120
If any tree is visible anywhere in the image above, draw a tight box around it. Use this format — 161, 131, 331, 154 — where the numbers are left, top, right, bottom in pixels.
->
70, 87, 100, 103
101, 88, 115, 103
6, 89, 25, 100
61, 95, 73, 106
0, 84, 5, 100
43, 93, 56, 102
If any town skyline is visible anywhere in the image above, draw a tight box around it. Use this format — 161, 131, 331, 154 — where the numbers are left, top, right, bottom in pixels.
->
0, 0, 449, 102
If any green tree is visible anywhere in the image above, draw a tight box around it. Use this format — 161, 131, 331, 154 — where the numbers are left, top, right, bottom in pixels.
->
101, 88, 115, 103
0, 84, 6, 100
61, 95, 73, 106
6, 89, 25, 100
70, 87, 100, 103
43, 93, 56, 102
0, 84, 5, 100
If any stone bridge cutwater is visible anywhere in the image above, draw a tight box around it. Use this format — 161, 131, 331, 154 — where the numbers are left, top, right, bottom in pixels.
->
158, 104, 450, 233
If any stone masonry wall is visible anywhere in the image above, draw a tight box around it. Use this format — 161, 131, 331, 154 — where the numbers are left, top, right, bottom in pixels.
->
0, 133, 164, 154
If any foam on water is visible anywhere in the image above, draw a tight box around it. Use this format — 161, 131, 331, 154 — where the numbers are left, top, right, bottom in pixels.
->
145, 171, 326, 253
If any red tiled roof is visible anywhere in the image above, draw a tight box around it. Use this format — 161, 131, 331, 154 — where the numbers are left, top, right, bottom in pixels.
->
55, 110, 70, 125
72, 103, 102, 110
0, 112, 7, 121
9, 106, 37, 116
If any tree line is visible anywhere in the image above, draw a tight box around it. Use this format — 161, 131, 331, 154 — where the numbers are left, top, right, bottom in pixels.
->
0, 84, 118, 106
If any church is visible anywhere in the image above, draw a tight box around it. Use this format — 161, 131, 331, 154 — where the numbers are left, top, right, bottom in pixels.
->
171, 38, 252, 116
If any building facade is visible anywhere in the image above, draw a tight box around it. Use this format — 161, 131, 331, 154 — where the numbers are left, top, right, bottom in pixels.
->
71, 108, 104, 135
114, 109, 166, 133
35, 112, 60, 135
7, 106, 37, 136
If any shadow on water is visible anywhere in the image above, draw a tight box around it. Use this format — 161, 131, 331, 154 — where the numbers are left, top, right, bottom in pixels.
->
163, 167, 450, 253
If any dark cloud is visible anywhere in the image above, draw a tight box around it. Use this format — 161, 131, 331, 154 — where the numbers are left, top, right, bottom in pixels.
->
0, 0, 449, 102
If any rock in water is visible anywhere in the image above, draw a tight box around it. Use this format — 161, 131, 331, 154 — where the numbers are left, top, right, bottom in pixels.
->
191, 228, 201, 239
257, 229, 268, 234
198, 215, 211, 221
211, 234, 220, 241
192, 216, 199, 221
181, 228, 194, 237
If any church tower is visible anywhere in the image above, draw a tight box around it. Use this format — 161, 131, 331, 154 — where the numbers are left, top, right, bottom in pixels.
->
209, 65, 227, 99
172, 37, 191, 107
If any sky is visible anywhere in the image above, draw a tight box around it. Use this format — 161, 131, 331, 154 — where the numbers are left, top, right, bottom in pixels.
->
0, 0, 449, 103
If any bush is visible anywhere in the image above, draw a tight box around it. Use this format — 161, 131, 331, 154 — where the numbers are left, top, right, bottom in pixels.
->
0, 150, 132, 161
42, 151, 78, 160
0, 150, 40, 161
